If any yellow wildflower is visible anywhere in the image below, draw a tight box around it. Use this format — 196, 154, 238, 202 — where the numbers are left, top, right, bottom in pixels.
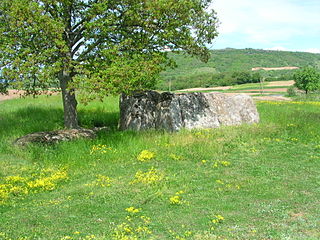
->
125, 207, 140, 213
220, 161, 231, 166
170, 154, 184, 161
112, 209, 152, 240
90, 144, 112, 155
137, 150, 155, 162
130, 167, 164, 185
169, 195, 181, 205
216, 180, 224, 185
5, 175, 26, 183
211, 214, 225, 226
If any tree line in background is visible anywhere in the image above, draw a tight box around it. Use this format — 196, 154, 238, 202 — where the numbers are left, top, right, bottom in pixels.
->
157, 69, 297, 91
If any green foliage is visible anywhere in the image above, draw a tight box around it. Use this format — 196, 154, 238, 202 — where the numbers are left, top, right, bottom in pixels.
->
286, 86, 298, 97
293, 67, 320, 94
211, 72, 234, 86
231, 71, 261, 84
0, 80, 8, 94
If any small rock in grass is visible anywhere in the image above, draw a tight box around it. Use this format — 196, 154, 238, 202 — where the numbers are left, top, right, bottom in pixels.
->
14, 127, 109, 146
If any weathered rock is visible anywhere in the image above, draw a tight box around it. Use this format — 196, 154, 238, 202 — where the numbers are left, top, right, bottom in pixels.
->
119, 91, 259, 131
14, 128, 108, 146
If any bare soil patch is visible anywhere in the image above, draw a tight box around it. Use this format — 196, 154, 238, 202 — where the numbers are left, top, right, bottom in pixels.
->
0, 90, 58, 102
240, 88, 288, 92
220, 92, 257, 96
178, 86, 231, 92
267, 80, 294, 87
252, 67, 299, 71
209, 92, 291, 101
0, 90, 24, 102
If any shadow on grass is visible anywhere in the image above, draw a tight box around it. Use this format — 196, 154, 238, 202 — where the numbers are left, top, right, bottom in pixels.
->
0, 106, 119, 139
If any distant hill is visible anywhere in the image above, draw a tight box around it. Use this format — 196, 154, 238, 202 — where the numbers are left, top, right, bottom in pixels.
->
157, 48, 320, 90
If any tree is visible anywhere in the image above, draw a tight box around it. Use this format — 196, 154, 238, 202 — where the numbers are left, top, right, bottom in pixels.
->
231, 71, 252, 84
0, 0, 219, 129
293, 67, 320, 94
251, 72, 261, 83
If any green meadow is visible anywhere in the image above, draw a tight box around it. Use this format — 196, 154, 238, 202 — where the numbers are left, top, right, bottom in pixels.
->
0, 95, 320, 240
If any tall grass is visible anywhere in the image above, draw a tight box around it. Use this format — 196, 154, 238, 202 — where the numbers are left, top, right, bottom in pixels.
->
0, 95, 319, 239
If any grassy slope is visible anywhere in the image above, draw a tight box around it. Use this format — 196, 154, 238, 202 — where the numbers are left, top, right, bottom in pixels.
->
0, 95, 320, 240
163, 48, 320, 77
158, 48, 320, 90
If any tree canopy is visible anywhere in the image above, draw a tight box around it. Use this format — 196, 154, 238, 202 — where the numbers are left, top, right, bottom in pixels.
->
0, 0, 219, 128
293, 67, 320, 94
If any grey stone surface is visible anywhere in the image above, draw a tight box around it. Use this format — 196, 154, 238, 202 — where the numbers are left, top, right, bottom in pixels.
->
14, 127, 109, 146
119, 91, 259, 131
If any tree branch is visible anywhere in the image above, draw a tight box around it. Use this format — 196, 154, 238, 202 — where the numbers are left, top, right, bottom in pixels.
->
72, 39, 84, 57
77, 38, 104, 61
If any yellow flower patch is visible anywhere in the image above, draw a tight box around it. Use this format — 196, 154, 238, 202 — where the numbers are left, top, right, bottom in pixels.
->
125, 207, 140, 214
113, 208, 152, 240
258, 100, 320, 106
136, 150, 155, 162
5, 175, 27, 183
27, 168, 68, 191
169, 154, 184, 161
215, 179, 241, 191
130, 167, 164, 185
212, 160, 231, 168
168, 229, 193, 240
169, 195, 181, 205
210, 214, 225, 231
169, 190, 185, 205
0, 168, 68, 205
90, 144, 112, 155
211, 215, 224, 223
85, 175, 112, 188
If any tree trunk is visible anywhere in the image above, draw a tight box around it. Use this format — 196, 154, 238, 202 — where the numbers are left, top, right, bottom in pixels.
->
59, 69, 79, 129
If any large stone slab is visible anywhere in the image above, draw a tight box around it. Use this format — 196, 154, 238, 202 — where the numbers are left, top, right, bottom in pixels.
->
119, 91, 259, 131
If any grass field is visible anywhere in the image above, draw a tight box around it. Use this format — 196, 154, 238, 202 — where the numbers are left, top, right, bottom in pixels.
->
0, 95, 320, 240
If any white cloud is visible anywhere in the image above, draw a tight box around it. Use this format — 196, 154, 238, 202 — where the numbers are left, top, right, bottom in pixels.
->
264, 46, 320, 54
302, 48, 320, 54
265, 46, 289, 51
210, 0, 320, 47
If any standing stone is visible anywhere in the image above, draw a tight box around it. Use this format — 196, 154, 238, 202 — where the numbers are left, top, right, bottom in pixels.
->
119, 91, 259, 131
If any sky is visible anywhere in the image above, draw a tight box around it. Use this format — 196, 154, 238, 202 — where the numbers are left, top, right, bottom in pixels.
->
209, 0, 320, 53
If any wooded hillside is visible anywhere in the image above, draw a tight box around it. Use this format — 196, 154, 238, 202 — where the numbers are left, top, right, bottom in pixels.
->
157, 48, 320, 90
